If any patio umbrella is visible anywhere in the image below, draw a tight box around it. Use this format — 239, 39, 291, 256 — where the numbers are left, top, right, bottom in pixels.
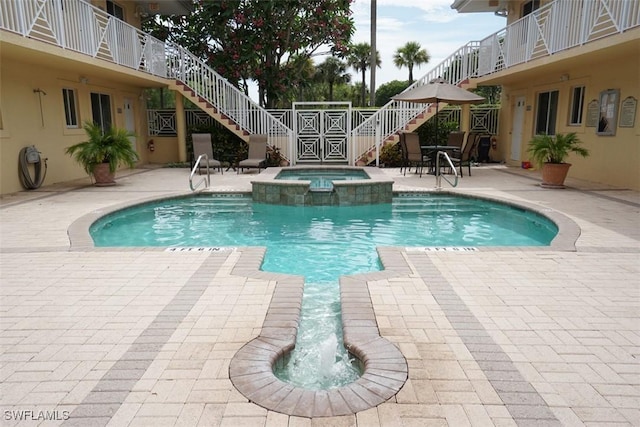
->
392, 78, 485, 147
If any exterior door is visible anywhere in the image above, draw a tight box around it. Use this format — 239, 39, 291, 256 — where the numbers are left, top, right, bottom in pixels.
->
511, 96, 526, 161
123, 97, 137, 152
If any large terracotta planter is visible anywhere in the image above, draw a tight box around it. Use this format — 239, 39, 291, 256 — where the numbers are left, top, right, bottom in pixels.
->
92, 163, 116, 186
541, 162, 571, 188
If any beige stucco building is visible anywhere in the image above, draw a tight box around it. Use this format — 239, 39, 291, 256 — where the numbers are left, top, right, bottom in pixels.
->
0, 0, 191, 195
453, 0, 640, 190
1, 0, 639, 195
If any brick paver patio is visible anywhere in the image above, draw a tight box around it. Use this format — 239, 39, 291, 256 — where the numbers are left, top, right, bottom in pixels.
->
1, 165, 638, 426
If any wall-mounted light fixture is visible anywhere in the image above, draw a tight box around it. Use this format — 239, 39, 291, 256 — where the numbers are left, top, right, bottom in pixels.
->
79, 77, 89, 84
495, 7, 508, 17
560, 74, 570, 82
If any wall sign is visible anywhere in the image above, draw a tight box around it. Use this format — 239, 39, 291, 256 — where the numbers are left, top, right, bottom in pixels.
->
619, 96, 637, 128
597, 89, 619, 136
585, 99, 599, 127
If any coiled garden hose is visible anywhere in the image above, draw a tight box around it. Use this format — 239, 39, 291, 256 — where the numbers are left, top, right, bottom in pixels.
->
18, 146, 48, 190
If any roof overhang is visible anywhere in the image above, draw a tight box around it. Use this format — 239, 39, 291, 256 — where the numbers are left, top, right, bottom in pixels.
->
451, 0, 508, 15
134, 0, 194, 16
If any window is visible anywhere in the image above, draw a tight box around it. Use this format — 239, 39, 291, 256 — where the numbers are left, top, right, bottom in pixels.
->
106, 0, 124, 20
535, 90, 559, 135
569, 86, 585, 126
62, 88, 79, 128
90, 92, 112, 133
522, 0, 540, 17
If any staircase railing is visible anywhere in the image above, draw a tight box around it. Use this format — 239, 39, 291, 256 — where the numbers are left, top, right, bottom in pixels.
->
353, 0, 640, 163
352, 41, 481, 164
165, 44, 293, 158
0, 0, 293, 159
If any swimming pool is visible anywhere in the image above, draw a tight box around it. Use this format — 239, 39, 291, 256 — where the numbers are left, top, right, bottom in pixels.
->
89, 193, 558, 389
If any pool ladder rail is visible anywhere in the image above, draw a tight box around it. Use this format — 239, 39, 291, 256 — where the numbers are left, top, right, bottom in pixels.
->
189, 154, 210, 191
435, 151, 459, 190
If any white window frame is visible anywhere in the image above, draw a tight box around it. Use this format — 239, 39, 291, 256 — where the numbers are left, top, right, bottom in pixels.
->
106, 0, 124, 20
62, 88, 79, 128
568, 85, 585, 126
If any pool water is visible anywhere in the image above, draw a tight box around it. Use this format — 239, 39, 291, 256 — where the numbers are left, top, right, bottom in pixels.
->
275, 168, 370, 190
90, 194, 557, 388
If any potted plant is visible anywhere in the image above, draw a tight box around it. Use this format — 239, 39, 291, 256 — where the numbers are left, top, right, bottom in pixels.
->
66, 121, 139, 186
527, 132, 589, 188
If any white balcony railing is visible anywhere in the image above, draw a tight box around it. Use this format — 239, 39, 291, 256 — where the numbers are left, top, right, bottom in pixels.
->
0, 0, 293, 158
353, 0, 640, 162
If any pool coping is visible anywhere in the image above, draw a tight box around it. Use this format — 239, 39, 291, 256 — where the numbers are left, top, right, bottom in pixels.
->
65, 188, 581, 417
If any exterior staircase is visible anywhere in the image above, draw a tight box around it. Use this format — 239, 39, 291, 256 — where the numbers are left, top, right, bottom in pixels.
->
170, 80, 250, 139
163, 45, 293, 160
352, 43, 482, 165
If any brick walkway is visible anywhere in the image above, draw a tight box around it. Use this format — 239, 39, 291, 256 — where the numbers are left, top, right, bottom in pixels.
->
1, 165, 638, 426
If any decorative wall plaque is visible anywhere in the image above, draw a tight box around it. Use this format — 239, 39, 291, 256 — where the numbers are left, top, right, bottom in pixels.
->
619, 96, 637, 128
585, 99, 599, 127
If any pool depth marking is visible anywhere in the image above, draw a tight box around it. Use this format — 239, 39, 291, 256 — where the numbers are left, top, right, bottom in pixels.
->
406, 246, 479, 252
165, 247, 236, 252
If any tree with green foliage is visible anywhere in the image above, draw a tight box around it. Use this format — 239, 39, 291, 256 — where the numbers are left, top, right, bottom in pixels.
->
315, 57, 351, 101
144, 0, 354, 108
346, 42, 380, 107
374, 80, 410, 106
473, 86, 502, 105
393, 41, 430, 84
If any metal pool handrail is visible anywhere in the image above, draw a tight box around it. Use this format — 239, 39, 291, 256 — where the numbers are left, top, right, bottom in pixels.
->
189, 154, 210, 191
435, 151, 459, 190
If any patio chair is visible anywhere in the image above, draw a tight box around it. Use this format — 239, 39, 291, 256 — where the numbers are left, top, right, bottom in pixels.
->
238, 134, 268, 174
192, 133, 222, 174
447, 131, 466, 150
450, 132, 480, 177
403, 132, 429, 177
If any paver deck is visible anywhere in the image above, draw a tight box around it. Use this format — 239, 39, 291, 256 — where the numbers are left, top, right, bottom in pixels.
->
1, 165, 638, 426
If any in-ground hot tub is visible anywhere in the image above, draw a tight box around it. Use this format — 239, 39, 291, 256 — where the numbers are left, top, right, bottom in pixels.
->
251, 166, 394, 206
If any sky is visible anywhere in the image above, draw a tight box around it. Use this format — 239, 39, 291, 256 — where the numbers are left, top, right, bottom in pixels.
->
349, 0, 506, 88
247, 1, 507, 102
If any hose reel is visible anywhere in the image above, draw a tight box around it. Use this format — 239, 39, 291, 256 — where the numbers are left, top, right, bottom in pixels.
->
18, 145, 48, 190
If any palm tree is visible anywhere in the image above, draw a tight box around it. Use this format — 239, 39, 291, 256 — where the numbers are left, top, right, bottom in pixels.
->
393, 41, 430, 84
347, 42, 380, 106
315, 57, 351, 101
